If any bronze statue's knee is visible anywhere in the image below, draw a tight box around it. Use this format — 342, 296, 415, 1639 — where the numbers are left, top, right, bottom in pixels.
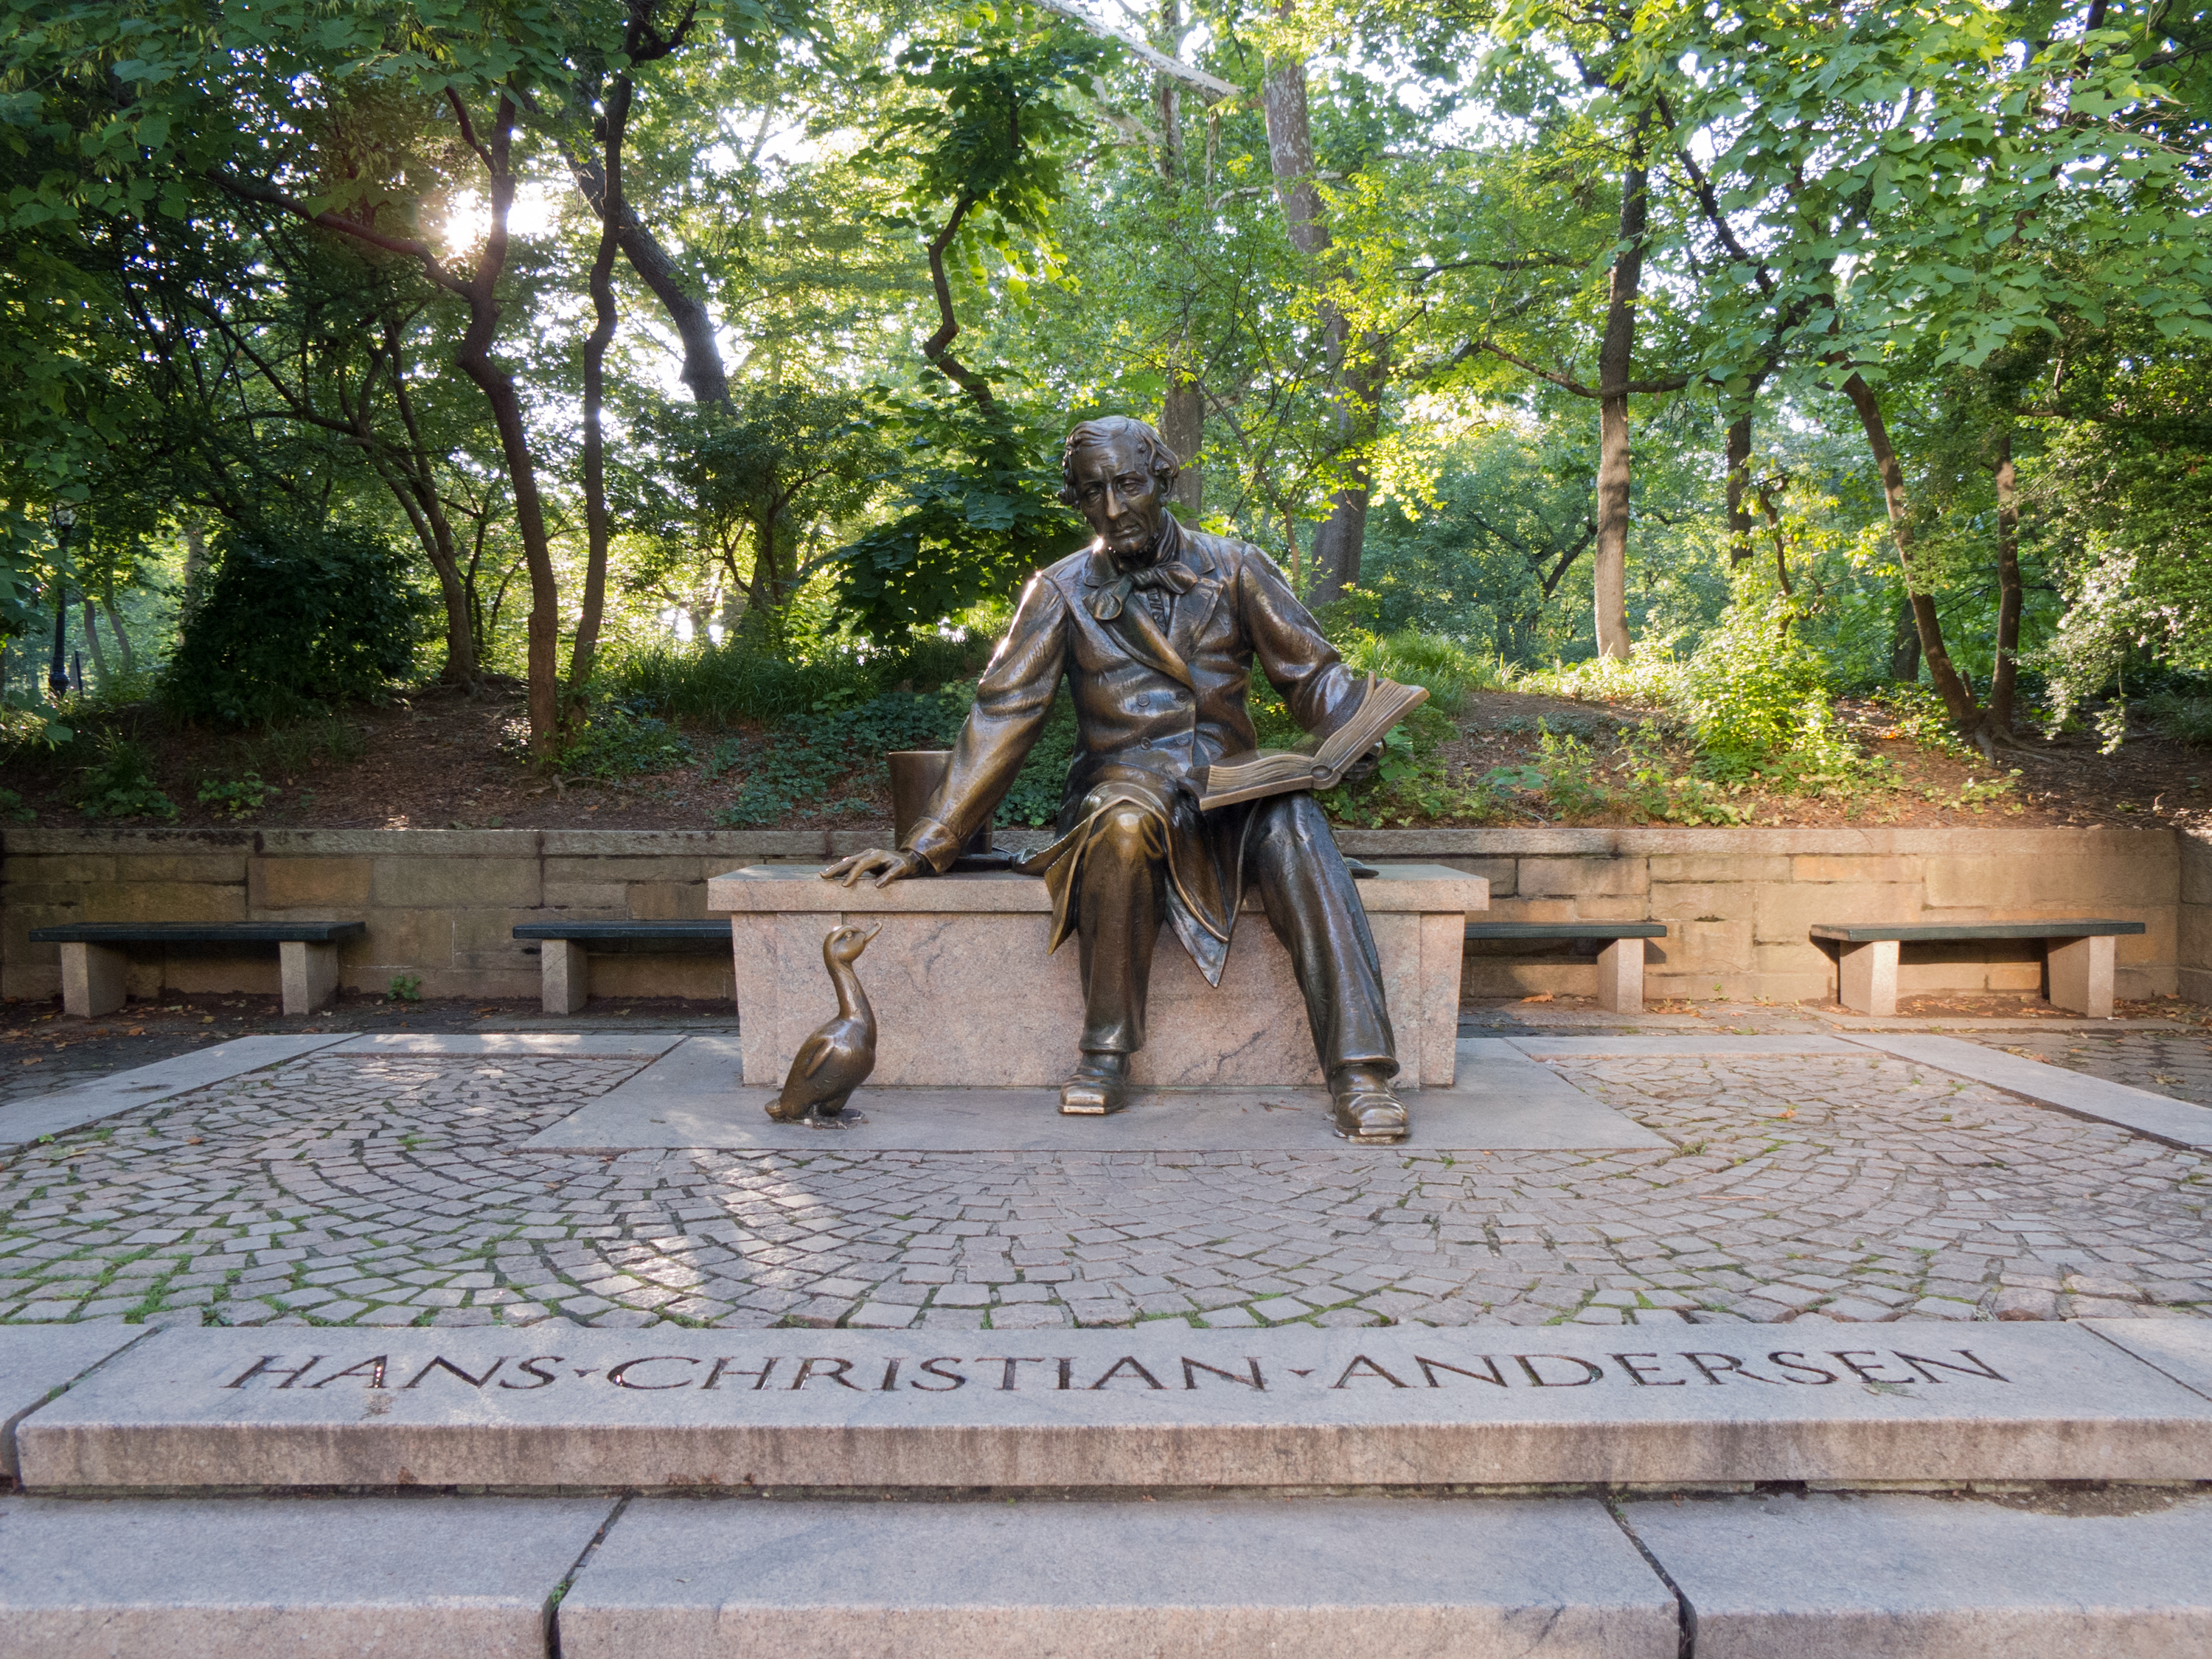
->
1094, 804, 1155, 851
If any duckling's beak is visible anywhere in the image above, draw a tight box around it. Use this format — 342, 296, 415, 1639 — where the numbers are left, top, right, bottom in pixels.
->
861, 924, 883, 946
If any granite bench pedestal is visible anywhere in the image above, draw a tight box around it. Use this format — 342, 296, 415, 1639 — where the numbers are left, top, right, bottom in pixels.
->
706, 862, 1487, 1089
26, 922, 365, 1018
1811, 920, 2148, 1018
1464, 922, 1670, 1015
512, 920, 731, 1015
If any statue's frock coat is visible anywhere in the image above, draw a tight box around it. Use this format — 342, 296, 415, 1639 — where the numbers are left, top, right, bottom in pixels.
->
902, 520, 1368, 984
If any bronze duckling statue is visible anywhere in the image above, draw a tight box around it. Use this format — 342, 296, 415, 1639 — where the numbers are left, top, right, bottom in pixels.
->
770, 923, 880, 1123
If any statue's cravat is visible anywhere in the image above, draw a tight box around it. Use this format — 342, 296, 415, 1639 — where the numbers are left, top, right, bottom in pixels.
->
1088, 557, 1197, 622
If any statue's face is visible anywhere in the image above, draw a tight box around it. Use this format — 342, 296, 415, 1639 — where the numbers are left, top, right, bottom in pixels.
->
1068, 433, 1166, 560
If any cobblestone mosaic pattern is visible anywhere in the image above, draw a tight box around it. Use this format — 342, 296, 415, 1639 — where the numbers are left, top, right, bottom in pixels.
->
1996, 1031, 2212, 1108
1, 1047, 2205, 1332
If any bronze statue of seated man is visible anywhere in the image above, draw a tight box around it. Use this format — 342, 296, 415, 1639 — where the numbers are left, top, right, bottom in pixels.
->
826, 415, 1408, 1143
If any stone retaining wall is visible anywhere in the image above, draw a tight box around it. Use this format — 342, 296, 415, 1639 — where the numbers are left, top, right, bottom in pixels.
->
0, 824, 2189, 1007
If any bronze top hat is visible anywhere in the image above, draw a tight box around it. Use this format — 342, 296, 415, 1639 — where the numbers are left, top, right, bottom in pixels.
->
886, 750, 1010, 872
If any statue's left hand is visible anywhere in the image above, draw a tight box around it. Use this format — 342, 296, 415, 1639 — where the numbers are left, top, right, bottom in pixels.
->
1339, 740, 1385, 787
821, 847, 928, 888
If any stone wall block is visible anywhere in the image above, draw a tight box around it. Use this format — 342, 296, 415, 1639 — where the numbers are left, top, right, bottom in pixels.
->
370, 857, 540, 909
540, 882, 630, 912
1753, 880, 1919, 945
1923, 857, 2031, 911
1648, 881, 1757, 922
1475, 899, 1578, 924
2, 855, 119, 886
451, 908, 541, 968
251, 857, 372, 910
1646, 853, 1790, 884
1516, 857, 1649, 898
1790, 855, 1920, 885
543, 855, 706, 885
350, 909, 455, 974
114, 854, 249, 884
1669, 919, 1754, 975
83, 883, 247, 925
2026, 854, 2178, 908
586, 956, 734, 1002
2182, 830, 2212, 906
627, 882, 710, 921
1568, 896, 1652, 922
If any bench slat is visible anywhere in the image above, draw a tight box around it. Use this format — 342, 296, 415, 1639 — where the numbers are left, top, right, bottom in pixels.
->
28, 922, 366, 944
512, 922, 728, 942
1809, 920, 2146, 943
1464, 922, 1669, 940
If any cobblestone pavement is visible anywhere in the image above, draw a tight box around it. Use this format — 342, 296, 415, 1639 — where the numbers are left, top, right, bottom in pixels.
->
1, 1045, 2206, 1334
1994, 1030, 2212, 1107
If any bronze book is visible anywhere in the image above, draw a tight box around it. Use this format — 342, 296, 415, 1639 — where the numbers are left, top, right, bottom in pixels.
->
1197, 674, 1430, 810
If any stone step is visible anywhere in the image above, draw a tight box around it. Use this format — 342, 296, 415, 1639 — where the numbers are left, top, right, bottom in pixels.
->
7, 1489, 2209, 1658
558, 1495, 1677, 1658
14, 1323, 2210, 1494
1, 1492, 613, 1659
1621, 1489, 2212, 1658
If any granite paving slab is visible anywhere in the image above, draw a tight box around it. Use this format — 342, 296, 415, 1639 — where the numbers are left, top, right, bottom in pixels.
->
18, 1324, 2208, 1492
2085, 1318, 2212, 1401
1623, 1489, 2212, 1658
0, 1492, 615, 1659
1841, 1034, 2212, 1149
1507, 1037, 1867, 1058
0, 1034, 353, 1150
521, 1036, 1668, 1152
557, 1495, 1677, 1659
0, 1327, 145, 1479
325, 1031, 688, 1058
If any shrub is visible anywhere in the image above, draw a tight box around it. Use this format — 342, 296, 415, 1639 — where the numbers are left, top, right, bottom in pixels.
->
197, 774, 278, 818
164, 521, 423, 725
75, 733, 178, 821
1339, 627, 1497, 713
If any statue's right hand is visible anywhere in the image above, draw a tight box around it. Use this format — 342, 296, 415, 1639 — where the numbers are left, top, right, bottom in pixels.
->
821, 847, 928, 888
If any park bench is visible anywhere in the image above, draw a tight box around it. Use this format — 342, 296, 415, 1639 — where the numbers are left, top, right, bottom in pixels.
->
29, 921, 366, 1018
512, 920, 731, 1015
1462, 921, 1670, 1015
1809, 919, 2148, 1018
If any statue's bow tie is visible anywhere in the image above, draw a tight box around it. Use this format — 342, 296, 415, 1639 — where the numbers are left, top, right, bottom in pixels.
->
1089, 559, 1197, 621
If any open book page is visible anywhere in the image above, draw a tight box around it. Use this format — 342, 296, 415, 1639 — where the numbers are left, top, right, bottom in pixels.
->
1197, 675, 1430, 811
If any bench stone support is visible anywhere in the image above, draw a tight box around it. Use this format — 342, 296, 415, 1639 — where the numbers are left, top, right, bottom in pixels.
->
2046, 933, 2115, 1018
278, 940, 341, 1016
1836, 939, 1900, 1018
542, 939, 591, 1015
1594, 938, 1645, 1015
58, 942, 128, 1019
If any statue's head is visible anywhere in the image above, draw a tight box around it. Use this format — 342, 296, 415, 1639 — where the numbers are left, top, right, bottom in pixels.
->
1061, 416, 1180, 560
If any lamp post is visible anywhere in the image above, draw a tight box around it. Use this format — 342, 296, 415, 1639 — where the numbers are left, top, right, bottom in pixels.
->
47, 504, 76, 703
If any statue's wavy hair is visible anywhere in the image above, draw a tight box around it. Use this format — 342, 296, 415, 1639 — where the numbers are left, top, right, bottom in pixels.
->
1059, 416, 1181, 506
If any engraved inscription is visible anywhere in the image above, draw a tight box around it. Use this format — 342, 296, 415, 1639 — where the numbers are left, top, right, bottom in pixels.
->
210, 1347, 2014, 1398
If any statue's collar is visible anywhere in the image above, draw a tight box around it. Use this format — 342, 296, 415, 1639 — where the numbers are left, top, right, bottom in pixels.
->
1082, 516, 1208, 586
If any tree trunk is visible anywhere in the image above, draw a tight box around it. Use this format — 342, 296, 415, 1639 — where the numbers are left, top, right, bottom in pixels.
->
1890, 597, 1922, 682
1259, 35, 1383, 605
1160, 372, 1204, 515
80, 598, 108, 688
100, 582, 134, 674
181, 518, 209, 616
568, 76, 631, 714
449, 98, 562, 757
566, 153, 731, 407
1724, 404, 1759, 566
1591, 145, 1649, 660
1983, 424, 2023, 738
1840, 372, 1979, 726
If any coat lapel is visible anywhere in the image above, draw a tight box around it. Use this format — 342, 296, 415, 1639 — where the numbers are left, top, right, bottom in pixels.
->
1169, 532, 1226, 661
1079, 543, 1195, 688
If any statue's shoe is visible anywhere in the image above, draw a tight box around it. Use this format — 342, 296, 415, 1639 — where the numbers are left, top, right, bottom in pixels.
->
1060, 1053, 1130, 1116
1329, 1067, 1409, 1143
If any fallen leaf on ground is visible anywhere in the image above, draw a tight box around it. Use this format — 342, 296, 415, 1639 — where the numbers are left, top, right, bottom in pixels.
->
1519, 992, 1554, 1004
